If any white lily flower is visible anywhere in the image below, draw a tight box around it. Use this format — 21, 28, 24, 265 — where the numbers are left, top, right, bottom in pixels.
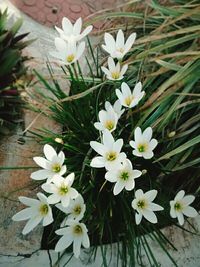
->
116, 82, 144, 108
170, 190, 198, 225
42, 173, 78, 207
105, 100, 125, 119
105, 159, 142, 195
55, 17, 93, 43
101, 57, 128, 81
94, 105, 118, 133
12, 193, 53, 235
55, 220, 90, 258
90, 129, 126, 170
130, 127, 158, 159
56, 194, 86, 224
132, 189, 163, 225
102, 29, 136, 60
50, 37, 85, 65
31, 144, 66, 183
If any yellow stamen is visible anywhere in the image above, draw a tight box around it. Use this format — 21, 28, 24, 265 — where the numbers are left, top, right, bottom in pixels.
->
111, 71, 120, 80
73, 225, 83, 234
73, 205, 81, 215
105, 120, 115, 131
66, 54, 75, 63
137, 200, 147, 209
125, 95, 134, 106
59, 185, 68, 195
106, 152, 117, 161
174, 202, 183, 211
39, 204, 49, 215
52, 163, 61, 173
138, 143, 148, 153
120, 171, 129, 181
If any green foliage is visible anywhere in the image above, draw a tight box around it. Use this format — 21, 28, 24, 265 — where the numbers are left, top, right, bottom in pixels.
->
30, 0, 200, 266
0, 9, 32, 134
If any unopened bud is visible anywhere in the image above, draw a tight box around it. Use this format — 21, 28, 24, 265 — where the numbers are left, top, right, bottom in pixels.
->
55, 137, 64, 144
168, 131, 176, 138
142, 169, 147, 175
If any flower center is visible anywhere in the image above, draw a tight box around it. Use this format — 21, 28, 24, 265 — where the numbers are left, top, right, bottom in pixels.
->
59, 185, 69, 195
73, 225, 83, 235
73, 205, 81, 215
39, 204, 49, 215
174, 201, 183, 211
105, 120, 115, 131
138, 143, 148, 153
66, 54, 75, 63
117, 47, 124, 53
52, 163, 61, 173
137, 200, 147, 209
106, 152, 117, 161
125, 95, 134, 106
111, 71, 120, 80
120, 171, 129, 181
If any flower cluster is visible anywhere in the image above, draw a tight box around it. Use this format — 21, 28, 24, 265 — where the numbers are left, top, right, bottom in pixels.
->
90, 29, 198, 225
50, 17, 93, 65
12, 144, 90, 258
12, 17, 198, 262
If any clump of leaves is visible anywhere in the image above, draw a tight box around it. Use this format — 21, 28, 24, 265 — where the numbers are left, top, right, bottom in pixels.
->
0, 9, 31, 134
28, 0, 200, 266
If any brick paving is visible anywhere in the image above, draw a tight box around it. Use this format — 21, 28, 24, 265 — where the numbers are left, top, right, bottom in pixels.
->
10, 0, 124, 29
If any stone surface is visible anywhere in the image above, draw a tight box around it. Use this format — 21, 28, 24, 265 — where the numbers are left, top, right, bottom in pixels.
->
9, 0, 124, 30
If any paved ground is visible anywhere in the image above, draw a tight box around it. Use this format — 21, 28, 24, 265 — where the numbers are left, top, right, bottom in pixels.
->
10, 0, 125, 29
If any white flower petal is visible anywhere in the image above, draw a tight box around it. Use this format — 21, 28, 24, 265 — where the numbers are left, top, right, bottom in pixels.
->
124, 32, 136, 53
149, 139, 158, 150
90, 156, 105, 168
55, 234, 73, 252
43, 144, 57, 161
31, 169, 51, 180
19, 196, 39, 207
43, 209, 53, 226
142, 210, 157, 224
177, 212, 184, 225
113, 181, 124, 195
116, 29, 125, 48
175, 190, 185, 201
183, 195, 195, 205
12, 208, 33, 221
145, 190, 157, 201
80, 25, 93, 39
142, 127, 152, 142
182, 206, 198, 218
62, 17, 73, 35
33, 157, 51, 170
22, 216, 42, 235
48, 194, 60, 204
82, 233, 90, 248
73, 237, 82, 258
135, 212, 142, 225
149, 203, 163, 211
90, 141, 105, 155
73, 18, 82, 35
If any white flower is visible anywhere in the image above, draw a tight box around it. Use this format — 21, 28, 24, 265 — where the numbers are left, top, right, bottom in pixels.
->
90, 129, 126, 170
42, 173, 78, 207
55, 17, 93, 43
12, 193, 53, 235
31, 144, 66, 183
102, 29, 136, 60
105, 100, 125, 119
101, 57, 128, 81
105, 159, 142, 195
170, 190, 198, 225
56, 194, 86, 224
130, 127, 158, 159
94, 105, 118, 133
132, 189, 163, 225
116, 82, 144, 108
50, 37, 85, 65
55, 220, 90, 258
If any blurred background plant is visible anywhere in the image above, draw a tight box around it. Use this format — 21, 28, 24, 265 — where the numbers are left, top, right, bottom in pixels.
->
0, 8, 32, 135
24, 0, 200, 266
